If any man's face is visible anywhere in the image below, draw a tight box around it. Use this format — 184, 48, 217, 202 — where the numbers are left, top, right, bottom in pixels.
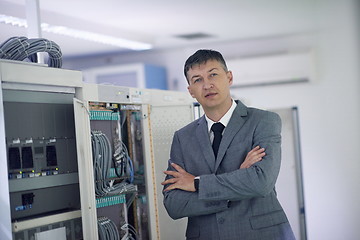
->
187, 59, 233, 112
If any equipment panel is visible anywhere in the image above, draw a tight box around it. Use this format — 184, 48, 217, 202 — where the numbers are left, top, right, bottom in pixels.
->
3, 96, 81, 223
0, 60, 84, 240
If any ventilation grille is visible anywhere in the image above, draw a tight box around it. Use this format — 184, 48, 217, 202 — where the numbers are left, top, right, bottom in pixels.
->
175, 32, 214, 40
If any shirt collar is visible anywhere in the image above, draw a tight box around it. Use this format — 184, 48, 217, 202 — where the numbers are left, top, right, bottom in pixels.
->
205, 99, 237, 133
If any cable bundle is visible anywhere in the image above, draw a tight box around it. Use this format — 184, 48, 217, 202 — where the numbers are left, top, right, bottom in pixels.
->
97, 217, 120, 240
91, 131, 136, 197
120, 223, 138, 240
113, 137, 134, 183
0, 36, 62, 68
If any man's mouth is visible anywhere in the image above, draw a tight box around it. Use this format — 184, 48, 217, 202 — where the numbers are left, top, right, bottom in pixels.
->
205, 92, 217, 98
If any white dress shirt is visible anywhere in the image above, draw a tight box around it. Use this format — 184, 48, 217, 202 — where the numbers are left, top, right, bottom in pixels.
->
205, 100, 237, 143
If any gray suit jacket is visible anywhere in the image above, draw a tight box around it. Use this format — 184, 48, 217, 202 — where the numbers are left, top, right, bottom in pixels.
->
163, 101, 295, 240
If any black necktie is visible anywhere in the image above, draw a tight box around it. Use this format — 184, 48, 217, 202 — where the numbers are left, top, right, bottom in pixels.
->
211, 122, 225, 158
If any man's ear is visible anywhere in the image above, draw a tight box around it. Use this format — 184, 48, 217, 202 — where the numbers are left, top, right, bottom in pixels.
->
227, 71, 233, 86
187, 86, 195, 98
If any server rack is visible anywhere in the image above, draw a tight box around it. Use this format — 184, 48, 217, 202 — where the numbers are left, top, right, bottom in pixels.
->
0, 60, 194, 240
79, 83, 192, 239
0, 60, 86, 240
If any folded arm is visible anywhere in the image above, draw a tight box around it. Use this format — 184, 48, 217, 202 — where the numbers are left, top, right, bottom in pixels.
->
198, 112, 282, 201
162, 111, 282, 218
162, 133, 229, 219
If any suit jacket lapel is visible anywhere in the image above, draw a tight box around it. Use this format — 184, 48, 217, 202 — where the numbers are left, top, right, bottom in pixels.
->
196, 116, 216, 172
214, 101, 248, 171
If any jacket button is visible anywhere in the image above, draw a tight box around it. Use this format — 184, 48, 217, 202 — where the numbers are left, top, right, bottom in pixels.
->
218, 218, 225, 224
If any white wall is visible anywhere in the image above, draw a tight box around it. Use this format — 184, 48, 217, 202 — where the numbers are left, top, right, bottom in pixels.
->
63, 1, 360, 239
228, 2, 360, 239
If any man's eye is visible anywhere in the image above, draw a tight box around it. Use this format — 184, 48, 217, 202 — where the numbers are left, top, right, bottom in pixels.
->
210, 73, 217, 77
193, 78, 200, 83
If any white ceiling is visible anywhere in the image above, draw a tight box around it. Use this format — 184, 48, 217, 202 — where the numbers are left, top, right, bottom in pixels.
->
0, 0, 317, 58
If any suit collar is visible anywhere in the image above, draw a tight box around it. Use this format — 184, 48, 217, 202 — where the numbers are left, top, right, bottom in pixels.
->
234, 100, 248, 116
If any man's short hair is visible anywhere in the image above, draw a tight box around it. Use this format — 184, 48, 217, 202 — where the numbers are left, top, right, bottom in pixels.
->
184, 49, 228, 83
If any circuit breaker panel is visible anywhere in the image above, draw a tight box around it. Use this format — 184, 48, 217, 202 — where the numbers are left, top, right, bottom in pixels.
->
0, 60, 84, 240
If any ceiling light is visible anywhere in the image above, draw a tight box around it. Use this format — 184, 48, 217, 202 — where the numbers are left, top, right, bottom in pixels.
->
0, 15, 27, 28
0, 14, 152, 50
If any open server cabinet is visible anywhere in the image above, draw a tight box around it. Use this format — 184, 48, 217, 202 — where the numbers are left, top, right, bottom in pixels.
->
0, 60, 86, 240
79, 83, 192, 239
0, 60, 192, 240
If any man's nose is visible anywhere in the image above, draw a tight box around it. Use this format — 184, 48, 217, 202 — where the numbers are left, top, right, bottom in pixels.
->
203, 78, 213, 89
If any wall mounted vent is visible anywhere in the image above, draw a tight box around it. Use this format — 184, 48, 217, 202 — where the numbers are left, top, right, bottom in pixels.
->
227, 51, 316, 88
175, 32, 214, 40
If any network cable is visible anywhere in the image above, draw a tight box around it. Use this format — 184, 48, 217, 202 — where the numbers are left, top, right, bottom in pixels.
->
0, 36, 62, 68
120, 223, 138, 240
97, 217, 120, 240
113, 137, 134, 183
91, 131, 136, 197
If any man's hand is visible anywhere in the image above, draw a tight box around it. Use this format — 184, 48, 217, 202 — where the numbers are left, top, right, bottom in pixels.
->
161, 163, 196, 192
240, 146, 265, 169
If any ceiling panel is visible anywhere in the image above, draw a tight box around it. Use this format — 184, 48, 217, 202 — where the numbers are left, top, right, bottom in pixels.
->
0, 0, 317, 58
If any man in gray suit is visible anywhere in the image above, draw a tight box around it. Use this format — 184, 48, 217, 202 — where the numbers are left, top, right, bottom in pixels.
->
161, 49, 295, 240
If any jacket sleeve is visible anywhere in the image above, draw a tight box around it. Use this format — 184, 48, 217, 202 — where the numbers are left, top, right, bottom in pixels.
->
162, 132, 229, 220
198, 111, 282, 201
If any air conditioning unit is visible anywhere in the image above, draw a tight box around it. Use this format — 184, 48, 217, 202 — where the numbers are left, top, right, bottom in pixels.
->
227, 51, 315, 88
